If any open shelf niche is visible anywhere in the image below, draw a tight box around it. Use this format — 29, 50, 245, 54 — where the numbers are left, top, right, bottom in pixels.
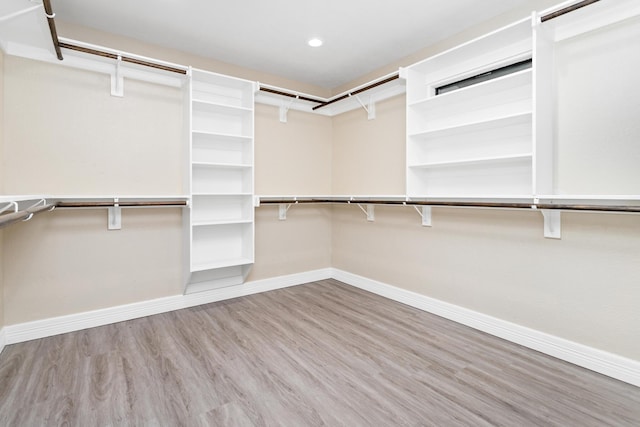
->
402, 17, 534, 199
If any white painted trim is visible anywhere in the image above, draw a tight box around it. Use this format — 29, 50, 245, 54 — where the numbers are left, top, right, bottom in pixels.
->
332, 268, 640, 387
4, 268, 332, 345
0, 328, 6, 355
4, 266, 638, 387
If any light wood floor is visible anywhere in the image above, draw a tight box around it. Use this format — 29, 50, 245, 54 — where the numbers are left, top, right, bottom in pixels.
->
1, 279, 638, 426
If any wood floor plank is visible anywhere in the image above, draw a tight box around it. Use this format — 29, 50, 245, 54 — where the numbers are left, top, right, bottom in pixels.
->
0, 279, 639, 426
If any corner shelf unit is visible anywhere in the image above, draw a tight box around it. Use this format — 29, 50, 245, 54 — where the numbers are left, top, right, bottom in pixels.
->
185, 68, 255, 294
403, 17, 534, 199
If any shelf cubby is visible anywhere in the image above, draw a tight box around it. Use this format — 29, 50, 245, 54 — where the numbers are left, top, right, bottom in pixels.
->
191, 194, 253, 224
191, 223, 253, 272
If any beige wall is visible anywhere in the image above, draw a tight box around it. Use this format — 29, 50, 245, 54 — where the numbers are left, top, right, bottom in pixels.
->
249, 103, 333, 281
330, 94, 640, 361
332, 95, 405, 195
4, 209, 182, 323
4, 56, 183, 195
2, 51, 333, 324
2, 1, 638, 366
255, 104, 332, 195
1, 49, 5, 330
332, 206, 640, 360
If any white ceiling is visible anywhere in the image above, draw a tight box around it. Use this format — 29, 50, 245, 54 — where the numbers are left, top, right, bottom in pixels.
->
52, 0, 534, 89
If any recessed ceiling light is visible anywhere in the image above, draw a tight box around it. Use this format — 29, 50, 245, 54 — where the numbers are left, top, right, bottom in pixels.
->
307, 38, 323, 47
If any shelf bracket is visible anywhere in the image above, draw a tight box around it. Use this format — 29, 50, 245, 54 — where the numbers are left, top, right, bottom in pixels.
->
111, 55, 124, 97
541, 209, 561, 239
279, 96, 297, 123
414, 205, 432, 227
0, 201, 18, 214
356, 203, 375, 221
353, 94, 376, 120
278, 203, 292, 220
108, 198, 122, 230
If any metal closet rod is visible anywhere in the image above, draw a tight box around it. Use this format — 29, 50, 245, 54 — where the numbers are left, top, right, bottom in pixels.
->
0, 199, 187, 229
0, 203, 56, 229
258, 198, 640, 213
258, 87, 326, 104
57, 42, 188, 75
541, 0, 600, 23
55, 200, 188, 208
312, 74, 400, 111
43, 0, 63, 60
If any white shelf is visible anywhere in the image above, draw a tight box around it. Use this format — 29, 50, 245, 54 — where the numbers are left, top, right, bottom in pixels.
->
191, 257, 254, 273
192, 162, 252, 169
192, 192, 253, 196
192, 99, 252, 114
192, 219, 252, 227
408, 68, 532, 110
191, 131, 252, 142
409, 153, 532, 169
408, 112, 532, 140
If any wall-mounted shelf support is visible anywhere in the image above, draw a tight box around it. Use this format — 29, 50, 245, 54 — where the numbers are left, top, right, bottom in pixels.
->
108, 198, 122, 230
353, 94, 376, 120
355, 203, 375, 221
541, 209, 561, 239
279, 96, 297, 123
111, 55, 124, 97
279, 203, 293, 220
414, 205, 432, 226
0, 201, 19, 215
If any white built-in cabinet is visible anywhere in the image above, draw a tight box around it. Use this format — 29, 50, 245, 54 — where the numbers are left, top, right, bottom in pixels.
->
403, 18, 534, 199
403, 0, 640, 203
184, 69, 255, 294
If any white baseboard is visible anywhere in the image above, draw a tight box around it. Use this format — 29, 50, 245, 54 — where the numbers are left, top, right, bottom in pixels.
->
0, 327, 6, 355
4, 268, 332, 346
4, 266, 638, 387
332, 268, 640, 387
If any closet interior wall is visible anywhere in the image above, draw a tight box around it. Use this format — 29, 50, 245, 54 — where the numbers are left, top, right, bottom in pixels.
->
248, 103, 333, 282
2, 0, 639, 368
1, 45, 333, 324
329, 11, 640, 359
0, 49, 5, 333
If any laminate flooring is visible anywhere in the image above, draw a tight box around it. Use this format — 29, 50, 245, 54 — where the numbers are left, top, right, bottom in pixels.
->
0, 279, 639, 426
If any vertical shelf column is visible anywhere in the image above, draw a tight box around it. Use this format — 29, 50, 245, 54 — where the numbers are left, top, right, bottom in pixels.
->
184, 68, 256, 294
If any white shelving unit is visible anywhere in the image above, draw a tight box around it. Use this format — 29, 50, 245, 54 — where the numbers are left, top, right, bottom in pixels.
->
185, 68, 255, 294
535, 0, 640, 198
403, 17, 534, 198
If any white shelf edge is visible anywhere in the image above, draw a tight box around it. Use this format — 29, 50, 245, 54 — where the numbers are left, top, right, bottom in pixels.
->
408, 111, 532, 139
191, 98, 252, 112
192, 220, 253, 227
190, 257, 254, 272
192, 162, 252, 169
191, 130, 252, 139
409, 153, 533, 169
191, 192, 253, 197
408, 67, 532, 109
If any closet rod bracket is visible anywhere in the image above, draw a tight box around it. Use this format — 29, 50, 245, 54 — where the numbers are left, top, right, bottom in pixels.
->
353, 94, 376, 120
414, 205, 432, 227
279, 202, 295, 220
541, 209, 561, 239
355, 203, 375, 221
108, 198, 122, 230
111, 55, 124, 97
